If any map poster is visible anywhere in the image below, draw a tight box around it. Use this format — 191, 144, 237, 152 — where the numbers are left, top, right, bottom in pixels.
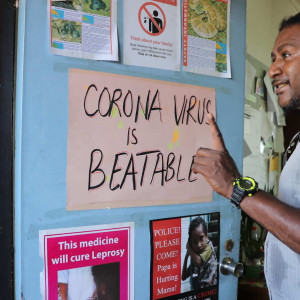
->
67, 69, 216, 210
123, 0, 181, 71
183, 0, 231, 78
39, 222, 134, 300
150, 213, 220, 300
49, 0, 118, 61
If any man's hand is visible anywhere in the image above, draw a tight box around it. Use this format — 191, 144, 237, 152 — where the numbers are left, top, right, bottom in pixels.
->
192, 114, 240, 199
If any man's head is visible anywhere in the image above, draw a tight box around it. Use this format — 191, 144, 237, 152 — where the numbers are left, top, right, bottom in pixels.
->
279, 12, 300, 32
268, 13, 300, 114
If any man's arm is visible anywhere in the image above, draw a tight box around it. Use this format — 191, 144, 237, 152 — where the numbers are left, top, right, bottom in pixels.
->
192, 113, 300, 254
240, 190, 300, 254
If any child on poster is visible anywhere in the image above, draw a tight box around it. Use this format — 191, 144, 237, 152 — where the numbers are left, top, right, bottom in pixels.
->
181, 216, 217, 290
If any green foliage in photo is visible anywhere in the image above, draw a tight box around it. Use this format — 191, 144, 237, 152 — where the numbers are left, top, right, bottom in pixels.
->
52, 19, 82, 43
82, 0, 110, 17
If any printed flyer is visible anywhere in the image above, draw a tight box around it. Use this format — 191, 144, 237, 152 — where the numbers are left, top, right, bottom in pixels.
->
39, 222, 134, 300
150, 213, 220, 300
183, 0, 231, 78
49, 0, 118, 61
123, 0, 181, 71
67, 69, 216, 210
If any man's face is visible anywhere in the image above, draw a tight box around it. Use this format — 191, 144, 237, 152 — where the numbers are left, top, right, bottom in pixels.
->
268, 24, 300, 113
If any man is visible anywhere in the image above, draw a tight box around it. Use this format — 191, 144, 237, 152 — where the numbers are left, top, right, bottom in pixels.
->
192, 13, 300, 300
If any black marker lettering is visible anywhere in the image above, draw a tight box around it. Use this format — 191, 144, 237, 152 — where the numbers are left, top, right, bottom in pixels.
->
98, 87, 111, 117
84, 84, 98, 117
205, 99, 212, 125
186, 96, 197, 125
197, 98, 206, 124
176, 155, 185, 182
110, 152, 127, 191
148, 89, 162, 122
151, 152, 165, 186
137, 150, 160, 186
88, 149, 105, 190
127, 127, 131, 145
120, 154, 137, 190
174, 95, 187, 125
123, 90, 133, 117
131, 128, 138, 145
109, 88, 122, 117
165, 152, 175, 182
188, 156, 197, 182
135, 95, 145, 123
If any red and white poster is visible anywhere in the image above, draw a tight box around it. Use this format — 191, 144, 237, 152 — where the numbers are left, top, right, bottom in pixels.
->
123, 0, 181, 71
39, 222, 134, 300
151, 213, 220, 300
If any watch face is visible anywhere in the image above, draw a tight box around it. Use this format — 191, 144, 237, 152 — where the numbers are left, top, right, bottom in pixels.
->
239, 179, 253, 189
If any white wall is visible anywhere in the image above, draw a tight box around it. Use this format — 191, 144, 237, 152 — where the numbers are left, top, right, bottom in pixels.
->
247, 0, 300, 65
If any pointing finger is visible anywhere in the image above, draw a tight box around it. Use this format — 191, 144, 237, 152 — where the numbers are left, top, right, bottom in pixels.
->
207, 113, 226, 152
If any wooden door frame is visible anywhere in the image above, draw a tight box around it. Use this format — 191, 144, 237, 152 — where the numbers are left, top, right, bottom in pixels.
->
0, 0, 15, 299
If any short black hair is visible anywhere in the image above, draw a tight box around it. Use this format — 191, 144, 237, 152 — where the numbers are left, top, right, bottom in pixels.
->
279, 12, 300, 31
188, 216, 208, 237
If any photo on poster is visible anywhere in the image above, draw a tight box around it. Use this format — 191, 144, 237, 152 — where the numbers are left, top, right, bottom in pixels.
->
82, 0, 110, 16
52, 0, 83, 11
49, 0, 118, 60
40, 222, 134, 300
51, 19, 82, 43
150, 213, 220, 300
183, 0, 231, 78
57, 262, 120, 300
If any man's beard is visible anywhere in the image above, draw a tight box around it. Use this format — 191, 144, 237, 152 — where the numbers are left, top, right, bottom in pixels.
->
282, 97, 300, 116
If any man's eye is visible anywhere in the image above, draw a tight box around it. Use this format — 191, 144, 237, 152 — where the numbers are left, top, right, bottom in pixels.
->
271, 55, 276, 63
283, 52, 290, 58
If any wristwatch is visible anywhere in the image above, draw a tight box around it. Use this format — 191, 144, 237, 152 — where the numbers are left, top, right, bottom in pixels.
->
230, 176, 258, 208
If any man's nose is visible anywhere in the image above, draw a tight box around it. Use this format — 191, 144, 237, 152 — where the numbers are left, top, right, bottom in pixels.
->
268, 59, 283, 78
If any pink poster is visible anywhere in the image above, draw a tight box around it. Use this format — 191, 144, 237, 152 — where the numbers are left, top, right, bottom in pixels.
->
39, 223, 134, 300
67, 69, 216, 210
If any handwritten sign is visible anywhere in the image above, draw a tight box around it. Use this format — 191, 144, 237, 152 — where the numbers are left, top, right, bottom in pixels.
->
67, 69, 215, 210
40, 223, 134, 300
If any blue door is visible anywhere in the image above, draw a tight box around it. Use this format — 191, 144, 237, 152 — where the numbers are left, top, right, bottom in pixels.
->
14, 0, 246, 299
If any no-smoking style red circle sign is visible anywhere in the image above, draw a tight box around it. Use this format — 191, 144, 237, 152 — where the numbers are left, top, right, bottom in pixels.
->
138, 2, 166, 36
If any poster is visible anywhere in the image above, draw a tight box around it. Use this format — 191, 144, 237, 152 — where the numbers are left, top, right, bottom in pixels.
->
67, 69, 216, 210
183, 0, 231, 78
39, 222, 134, 300
49, 0, 118, 61
123, 0, 181, 71
150, 213, 220, 300
255, 77, 264, 97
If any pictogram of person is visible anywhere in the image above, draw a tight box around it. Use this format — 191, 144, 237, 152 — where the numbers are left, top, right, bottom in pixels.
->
149, 10, 163, 34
